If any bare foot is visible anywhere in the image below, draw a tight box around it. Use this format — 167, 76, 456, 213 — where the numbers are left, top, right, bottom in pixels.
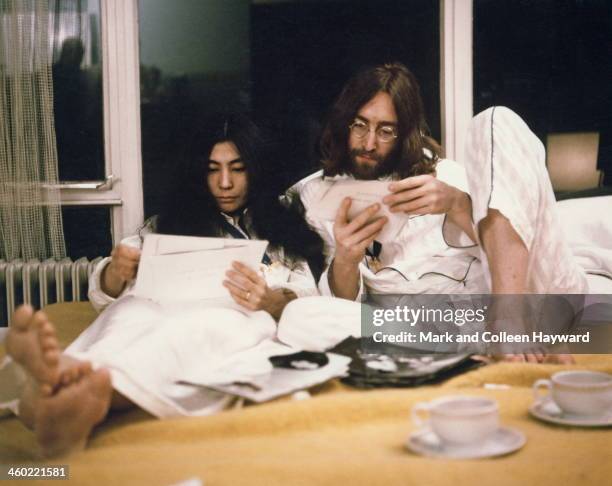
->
6, 306, 61, 395
499, 353, 544, 363
543, 354, 575, 365
497, 353, 575, 364
34, 366, 112, 457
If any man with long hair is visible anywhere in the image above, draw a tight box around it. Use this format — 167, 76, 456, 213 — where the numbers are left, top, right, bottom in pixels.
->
279, 63, 586, 360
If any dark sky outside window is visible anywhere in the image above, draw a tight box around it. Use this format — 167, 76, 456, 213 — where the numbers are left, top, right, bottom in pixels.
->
474, 0, 612, 184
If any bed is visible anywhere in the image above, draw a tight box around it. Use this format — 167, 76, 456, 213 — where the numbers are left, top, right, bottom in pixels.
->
1, 301, 611, 486
1, 195, 611, 485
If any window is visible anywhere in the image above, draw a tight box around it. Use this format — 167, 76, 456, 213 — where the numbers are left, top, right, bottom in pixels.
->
474, 0, 611, 186
51, 0, 104, 182
48, 0, 112, 258
59, 0, 144, 254
138, 0, 440, 216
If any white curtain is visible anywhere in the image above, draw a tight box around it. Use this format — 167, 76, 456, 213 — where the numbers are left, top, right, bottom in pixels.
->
0, 0, 66, 260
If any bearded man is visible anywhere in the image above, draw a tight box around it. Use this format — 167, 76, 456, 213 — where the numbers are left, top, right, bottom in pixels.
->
277, 63, 586, 363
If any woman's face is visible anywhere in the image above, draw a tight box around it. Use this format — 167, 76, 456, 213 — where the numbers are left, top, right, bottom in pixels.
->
207, 141, 249, 214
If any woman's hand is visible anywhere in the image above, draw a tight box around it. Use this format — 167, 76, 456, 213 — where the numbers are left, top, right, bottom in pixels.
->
223, 261, 296, 320
101, 244, 141, 298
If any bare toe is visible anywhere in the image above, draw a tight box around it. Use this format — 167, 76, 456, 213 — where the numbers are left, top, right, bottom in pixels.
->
41, 336, 58, 352
77, 362, 93, 378
60, 372, 71, 387
12, 305, 34, 330
544, 353, 576, 365
61, 367, 78, 386
40, 322, 56, 338
499, 354, 525, 363
7, 306, 61, 390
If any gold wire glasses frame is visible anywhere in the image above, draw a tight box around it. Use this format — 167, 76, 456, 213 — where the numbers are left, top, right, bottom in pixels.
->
349, 120, 398, 143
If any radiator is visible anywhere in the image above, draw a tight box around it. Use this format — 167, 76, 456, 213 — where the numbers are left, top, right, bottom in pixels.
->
0, 257, 103, 327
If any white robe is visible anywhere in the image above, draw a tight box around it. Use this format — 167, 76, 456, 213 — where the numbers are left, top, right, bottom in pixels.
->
280, 107, 591, 352
1, 215, 320, 418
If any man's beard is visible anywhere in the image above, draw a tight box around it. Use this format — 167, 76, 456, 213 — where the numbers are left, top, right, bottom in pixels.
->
349, 148, 395, 180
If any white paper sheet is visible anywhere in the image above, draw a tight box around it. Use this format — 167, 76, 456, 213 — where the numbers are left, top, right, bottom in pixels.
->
133, 234, 268, 302
205, 354, 349, 402
308, 179, 408, 242
179, 340, 351, 403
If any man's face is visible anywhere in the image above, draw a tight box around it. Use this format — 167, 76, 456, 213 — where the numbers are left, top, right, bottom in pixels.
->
207, 141, 249, 214
348, 91, 398, 179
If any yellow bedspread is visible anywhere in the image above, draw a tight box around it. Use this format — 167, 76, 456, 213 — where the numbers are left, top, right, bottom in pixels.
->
1, 303, 611, 485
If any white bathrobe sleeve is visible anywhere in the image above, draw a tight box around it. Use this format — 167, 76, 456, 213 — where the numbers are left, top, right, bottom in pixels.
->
87, 235, 143, 313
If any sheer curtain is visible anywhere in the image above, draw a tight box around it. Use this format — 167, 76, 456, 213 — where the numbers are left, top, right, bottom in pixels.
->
0, 0, 66, 260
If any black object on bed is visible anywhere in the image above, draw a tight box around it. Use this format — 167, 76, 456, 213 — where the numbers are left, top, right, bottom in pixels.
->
328, 337, 483, 389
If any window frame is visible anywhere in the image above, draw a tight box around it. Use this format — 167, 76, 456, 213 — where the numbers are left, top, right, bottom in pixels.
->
440, 0, 473, 163
59, 0, 143, 244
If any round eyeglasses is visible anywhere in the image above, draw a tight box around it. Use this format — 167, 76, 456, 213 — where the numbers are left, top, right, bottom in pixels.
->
349, 119, 398, 143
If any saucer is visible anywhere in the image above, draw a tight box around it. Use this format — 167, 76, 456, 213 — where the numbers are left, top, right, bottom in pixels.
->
405, 427, 525, 459
529, 398, 612, 427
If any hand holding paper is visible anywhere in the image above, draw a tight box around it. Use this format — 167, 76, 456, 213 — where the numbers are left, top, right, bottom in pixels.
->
384, 174, 462, 216
224, 261, 292, 319
333, 198, 387, 266
383, 174, 476, 243
308, 179, 409, 242
102, 244, 142, 297
133, 234, 268, 303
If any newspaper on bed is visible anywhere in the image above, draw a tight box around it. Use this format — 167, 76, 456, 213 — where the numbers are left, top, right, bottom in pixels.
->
179, 340, 351, 403
133, 234, 268, 302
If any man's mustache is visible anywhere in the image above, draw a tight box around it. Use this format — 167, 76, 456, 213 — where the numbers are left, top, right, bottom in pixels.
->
350, 149, 382, 163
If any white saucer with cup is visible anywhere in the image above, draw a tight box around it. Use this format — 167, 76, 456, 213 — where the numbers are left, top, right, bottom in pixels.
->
406, 395, 525, 459
530, 371, 612, 427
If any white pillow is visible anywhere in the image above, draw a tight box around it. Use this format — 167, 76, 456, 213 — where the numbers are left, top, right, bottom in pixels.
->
556, 196, 612, 248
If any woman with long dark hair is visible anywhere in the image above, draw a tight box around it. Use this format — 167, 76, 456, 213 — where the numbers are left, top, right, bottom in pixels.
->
2, 113, 325, 456
96, 112, 324, 317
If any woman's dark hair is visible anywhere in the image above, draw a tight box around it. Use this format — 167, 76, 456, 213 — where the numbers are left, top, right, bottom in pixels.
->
157, 112, 325, 279
320, 62, 441, 178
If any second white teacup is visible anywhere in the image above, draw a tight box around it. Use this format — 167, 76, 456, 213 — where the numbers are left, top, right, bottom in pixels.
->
533, 370, 612, 416
411, 396, 499, 445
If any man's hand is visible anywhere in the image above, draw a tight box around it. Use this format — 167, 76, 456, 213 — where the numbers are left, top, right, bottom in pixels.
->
383, 174, 475, 242
383, 174, 463, 215
333, 198, 388, 266
101, 244, 141, 297
223, 261, 295, 320
329, 198, 387, 300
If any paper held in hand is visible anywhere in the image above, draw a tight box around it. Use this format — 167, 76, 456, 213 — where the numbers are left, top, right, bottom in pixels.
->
308, 179, 408, 242
133, 234, 268, 302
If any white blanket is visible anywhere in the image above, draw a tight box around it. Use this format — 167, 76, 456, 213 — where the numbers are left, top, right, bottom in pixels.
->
556, 196, 612, 288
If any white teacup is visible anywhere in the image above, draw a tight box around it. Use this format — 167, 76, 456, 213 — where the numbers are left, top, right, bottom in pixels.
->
533, 371, 612, 416
411, 396, 499, 445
